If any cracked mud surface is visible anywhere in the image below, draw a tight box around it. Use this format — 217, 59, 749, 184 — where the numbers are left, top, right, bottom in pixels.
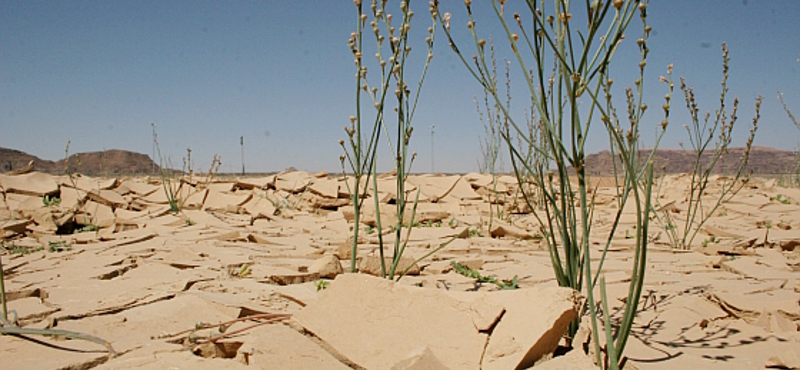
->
1, 170, 799, 369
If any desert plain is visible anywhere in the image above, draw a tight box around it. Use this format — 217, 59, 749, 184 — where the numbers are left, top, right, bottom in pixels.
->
0, 168, 799, 370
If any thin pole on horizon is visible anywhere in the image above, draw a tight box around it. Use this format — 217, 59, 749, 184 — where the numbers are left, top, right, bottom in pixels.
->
240, 136, 245, 175
431, 124, 435, 174
151, 123, 156, 174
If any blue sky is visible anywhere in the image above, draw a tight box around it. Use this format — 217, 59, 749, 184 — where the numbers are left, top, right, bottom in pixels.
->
2, 1, 799, 174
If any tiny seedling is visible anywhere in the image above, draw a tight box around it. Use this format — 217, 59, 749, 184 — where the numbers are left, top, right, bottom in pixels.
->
42, 195, 61, 207
74, 224, 98, 233
420, 220, 443, 228
228, 264, 252, 278
47, 241, 72, 253
2, 242, 44, 255
314, 279, 330, 291
770, 194, 792, 205
701, 235, 719, 248
450, 261, 518, 290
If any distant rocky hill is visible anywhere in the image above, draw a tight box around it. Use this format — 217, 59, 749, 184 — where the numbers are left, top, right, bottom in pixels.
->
583, 146, 797, 176
0, 147, 159, 176
1, 146, 797, 177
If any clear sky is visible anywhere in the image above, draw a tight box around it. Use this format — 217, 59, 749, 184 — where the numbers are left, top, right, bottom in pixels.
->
2, 1, 799, 174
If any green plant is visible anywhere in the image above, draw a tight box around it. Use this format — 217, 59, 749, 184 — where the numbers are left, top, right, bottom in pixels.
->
771, 194, 792, 205
451, 261, 518, 290
778, 88, 800, 131
777, 90, 800, 187
701, 235, 719, 248
340, 0, 438, 280
474, 38, 510, 231
228, 264, 252, 279
653, 44, 761, 250
651, 44, 759, 251
2, 242, 44, 255
62, 141, 101, 230
315, 279, 330, 291
421, 220, 442, 228
1, 238, 115, 356
74, 224, 98, 233
153, 131, 221, 214
436, 1, 659, 368
260, 180, 311, 215
42, 195, 61, 207
47, 240, 72, 253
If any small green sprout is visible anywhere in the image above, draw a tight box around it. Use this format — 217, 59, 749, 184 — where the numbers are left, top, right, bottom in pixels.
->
451, 261, 518, 290
42, 195, 61, 207
315, 279, 330, 291
228, 264, 252, 278
75, 224, 98, 233
48, 241, 72, 253
468, 228, 482, 238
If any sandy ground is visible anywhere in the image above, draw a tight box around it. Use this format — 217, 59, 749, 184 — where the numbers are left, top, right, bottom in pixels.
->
0, 170, 799, 369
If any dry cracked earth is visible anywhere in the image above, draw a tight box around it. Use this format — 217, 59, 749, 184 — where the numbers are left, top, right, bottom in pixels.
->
1, 169, 799, 369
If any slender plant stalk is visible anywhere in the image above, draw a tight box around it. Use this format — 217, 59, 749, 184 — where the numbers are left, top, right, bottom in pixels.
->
435, 1, 660, 367
153, 132, 221, 214
475, 40, 511, 230
650, 44, 759, 250
0, 252, 7, 323
599, 276, 617, 370
778, 89, 800, 186
1, 240, 116, 356
341, 0, 438, 279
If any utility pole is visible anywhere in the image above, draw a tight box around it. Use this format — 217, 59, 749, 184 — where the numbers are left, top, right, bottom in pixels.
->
151, 123, 157, 174
431, 124, 435, 173
240, 135, 245, 175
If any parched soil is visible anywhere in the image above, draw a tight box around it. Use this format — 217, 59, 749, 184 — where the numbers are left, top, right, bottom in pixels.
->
0, 170, 799, 369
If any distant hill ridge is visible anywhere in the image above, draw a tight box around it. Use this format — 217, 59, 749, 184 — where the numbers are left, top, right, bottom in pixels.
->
583, 146, 797, 176
0, 146, 797, 176
0, 147, 159, 176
